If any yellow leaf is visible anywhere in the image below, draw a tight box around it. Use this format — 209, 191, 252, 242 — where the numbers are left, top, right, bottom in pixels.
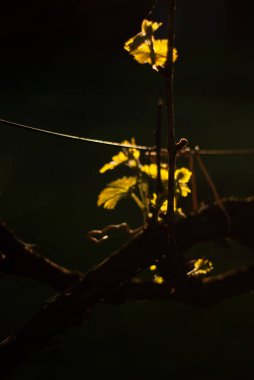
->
175, 168, 192, 183
187, 258, 214, 277
153, 275, 164, 284
149, 264, 157, 271
125, 138, 140, 160
141, 164, 168, 181
99, 139, 140, 174
97, 176, 137, 209
151, 194, 177, 214
124, 35, 147, 53
160, 200, 168, 213
127, 40, 177, 68
124, 19, 162, 53
124, 19, 178, 69
150, 193, 157, 207
179, 183, 191, 197
159, 199, 177, 213
99, 151, 128, 173
141, 19, 162, 35
151, 39, 177, 67
175, 167, 192, 197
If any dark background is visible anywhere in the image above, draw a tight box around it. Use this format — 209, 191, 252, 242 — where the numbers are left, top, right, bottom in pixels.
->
0, 1, 254, 379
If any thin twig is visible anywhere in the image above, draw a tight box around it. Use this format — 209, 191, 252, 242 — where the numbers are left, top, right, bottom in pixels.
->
188, 153, 198, 211
155, 99, 164, 194
87, 223, 143, 244
195, 152, 231, 228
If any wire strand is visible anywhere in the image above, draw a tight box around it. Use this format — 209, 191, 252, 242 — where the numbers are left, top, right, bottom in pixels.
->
1, 117, 254, 156
146, 0, 160, 17
0, 118, 152, 152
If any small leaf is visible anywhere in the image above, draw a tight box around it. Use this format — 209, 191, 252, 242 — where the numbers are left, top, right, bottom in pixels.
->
175, 168, 192, 183
124, 34, 147, 53
97, 176, 137, 210
124, 19, 162, 53
175, 167, 192, 197
178, 183, 191, 197
187, 258, 214, 277
153, 275, 164, 284
141, 164, 168, 181
125, 138, 140, 160
99, 151, 128, 173
99, 139, 140, 174
151, 194, 186, 220
124, 19, 178, 69
141, 19, 162, 35
127, 40, 177, 68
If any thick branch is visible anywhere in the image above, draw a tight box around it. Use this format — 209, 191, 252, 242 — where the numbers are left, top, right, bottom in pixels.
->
1, 217, 254, 307
110, 264, 254, 307
0, 221, 81, 290
1, 198, 254, 288
0, 197, 253, 378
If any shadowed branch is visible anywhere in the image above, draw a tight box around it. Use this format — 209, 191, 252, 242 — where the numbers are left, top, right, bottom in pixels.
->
0, 197, 253, 378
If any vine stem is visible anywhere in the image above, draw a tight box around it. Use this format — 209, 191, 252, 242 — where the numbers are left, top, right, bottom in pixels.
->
163, 0, 185, 285
155, 99, 163, 195
165, 0, 176, 241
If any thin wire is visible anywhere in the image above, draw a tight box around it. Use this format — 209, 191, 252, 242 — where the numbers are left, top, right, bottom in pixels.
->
146, 0, 160, 17
188, 153, 198, 211
1, 117, 254, 156
165, 147, 254, 156
0, 118, 152, 152
187, 148, 254, 156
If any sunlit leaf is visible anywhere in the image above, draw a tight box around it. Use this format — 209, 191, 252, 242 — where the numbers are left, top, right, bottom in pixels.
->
141, 19, 162, 35
124, 34, 147, 53
99, 139, 140, 174
126, 138, 140, 160
124, 19, 162, 53
178, 183, 191, 197
99, 151, 128, 173
141, 164, 168, 181
160, 200, 168, 213
97, 176, 137, 209
127, 40, 177, 68
187, 258, 214, 277
151, 193, 186, 220
151, 193, 175, 213
175, 168, 192, 183
153, 39, 178, 66
175, 167, 192, 197
153, 275, 164, 284
124, 19, 178, 69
